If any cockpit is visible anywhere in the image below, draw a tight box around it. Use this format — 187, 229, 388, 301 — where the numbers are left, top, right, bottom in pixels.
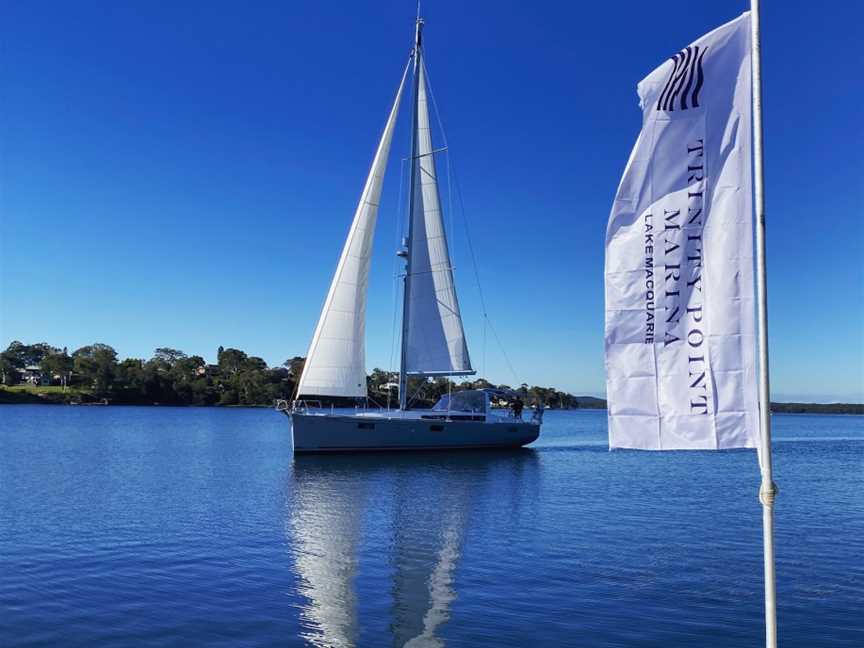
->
432, 389, 489, 414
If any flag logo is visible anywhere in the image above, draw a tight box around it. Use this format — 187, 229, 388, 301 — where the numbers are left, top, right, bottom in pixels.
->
656, 46, 707, 112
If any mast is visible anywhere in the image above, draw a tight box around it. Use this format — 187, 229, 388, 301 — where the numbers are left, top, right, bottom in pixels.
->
399, 16, 424, 411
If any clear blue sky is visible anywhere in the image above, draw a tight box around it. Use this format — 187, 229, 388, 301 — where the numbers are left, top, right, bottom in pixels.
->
1, 1, 862, 401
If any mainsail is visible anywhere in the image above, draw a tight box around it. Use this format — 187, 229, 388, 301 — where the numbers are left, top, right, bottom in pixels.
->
402, 58, 473, 376
297, 62, 410, 398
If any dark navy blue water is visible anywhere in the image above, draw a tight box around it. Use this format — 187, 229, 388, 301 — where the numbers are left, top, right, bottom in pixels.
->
1, 406, 861, 647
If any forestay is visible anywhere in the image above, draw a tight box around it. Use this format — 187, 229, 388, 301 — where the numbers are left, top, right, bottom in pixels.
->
297, 62, 410, 397
403, 58, 473, 376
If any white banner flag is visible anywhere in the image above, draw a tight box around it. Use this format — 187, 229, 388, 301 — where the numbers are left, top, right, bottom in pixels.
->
605, 12, 759, 450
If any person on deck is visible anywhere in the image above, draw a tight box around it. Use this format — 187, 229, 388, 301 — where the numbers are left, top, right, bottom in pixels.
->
533, 398, 545, 424
512, 397, 524, 420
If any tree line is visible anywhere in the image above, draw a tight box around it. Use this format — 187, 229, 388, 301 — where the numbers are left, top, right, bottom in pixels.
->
0, 341, 302, 406
0, 341, 579, 408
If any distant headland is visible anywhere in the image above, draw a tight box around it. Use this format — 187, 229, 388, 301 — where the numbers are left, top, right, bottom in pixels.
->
1, 341, 861, 414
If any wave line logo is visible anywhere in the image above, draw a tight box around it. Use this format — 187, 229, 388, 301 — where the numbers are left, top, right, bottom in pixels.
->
656, 46, 707, 112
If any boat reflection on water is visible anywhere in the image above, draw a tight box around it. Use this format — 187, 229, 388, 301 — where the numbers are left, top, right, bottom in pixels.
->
286, 450, 540, 647
288, 458, 368, 647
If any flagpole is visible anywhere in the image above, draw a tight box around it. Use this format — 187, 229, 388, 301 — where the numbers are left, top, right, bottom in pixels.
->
750, 1, 778, 647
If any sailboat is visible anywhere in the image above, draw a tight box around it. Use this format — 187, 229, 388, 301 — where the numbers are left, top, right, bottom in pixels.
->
281, 14, 541, 452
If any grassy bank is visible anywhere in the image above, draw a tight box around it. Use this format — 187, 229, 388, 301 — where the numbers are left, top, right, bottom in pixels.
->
0, 385, 93, 404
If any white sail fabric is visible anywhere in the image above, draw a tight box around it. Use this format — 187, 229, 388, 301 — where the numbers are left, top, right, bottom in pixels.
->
604, 13, 758, 449
403, 59, 473, 375
297, 63, 409, 397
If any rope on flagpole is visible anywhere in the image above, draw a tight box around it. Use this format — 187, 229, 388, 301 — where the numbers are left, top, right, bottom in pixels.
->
751, 2, 778, 647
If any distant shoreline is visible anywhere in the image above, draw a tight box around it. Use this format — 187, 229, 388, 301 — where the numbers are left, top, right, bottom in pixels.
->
1, 387, 861, 415
559, 396, 864, 415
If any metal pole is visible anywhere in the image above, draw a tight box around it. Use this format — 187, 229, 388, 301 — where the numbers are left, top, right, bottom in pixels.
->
751, 2, 778, 647
399, 16, 424, 411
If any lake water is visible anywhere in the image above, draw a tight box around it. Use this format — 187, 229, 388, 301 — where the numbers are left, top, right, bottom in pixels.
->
1, 406, 861, 647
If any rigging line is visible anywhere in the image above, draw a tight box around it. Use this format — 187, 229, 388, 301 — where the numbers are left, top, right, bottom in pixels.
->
451, 169, 488, 316
482, 317, 487, 382
388, 156, 408, 383
451, 147, 523, 386
441, 121, 522, 387
426, 74, 489, 316
392, 53, 419, 392
421, 58, 456, 272
423, 53, 523, 388
424, 55, 483, 380
421, 57, 448, 149
448, 160, 454, 291
486, 315, 521, 386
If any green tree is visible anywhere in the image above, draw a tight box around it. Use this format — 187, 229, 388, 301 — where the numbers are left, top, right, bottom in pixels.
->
218, 348, 248, 375
40, 352, 74, 389
3, 341, 59, 368
72, 344, 118, 396
154, 347, 187, 365
0, 353, 19, 385
284, 356, 305, 378
3, 340, 581, 410
169, 355, 210, 405
243, 356, 268, 372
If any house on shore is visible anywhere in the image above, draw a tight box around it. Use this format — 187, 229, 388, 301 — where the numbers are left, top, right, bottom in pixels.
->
21, 365, 50, 386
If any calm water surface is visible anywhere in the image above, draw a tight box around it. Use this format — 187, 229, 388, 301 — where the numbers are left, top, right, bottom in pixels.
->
1, 406, 862, 647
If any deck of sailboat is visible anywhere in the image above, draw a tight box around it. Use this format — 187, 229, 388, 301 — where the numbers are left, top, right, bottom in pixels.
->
293, 408, 528, 423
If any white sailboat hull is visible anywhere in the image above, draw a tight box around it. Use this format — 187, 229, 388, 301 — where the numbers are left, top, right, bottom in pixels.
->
288, 411, 539, 453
